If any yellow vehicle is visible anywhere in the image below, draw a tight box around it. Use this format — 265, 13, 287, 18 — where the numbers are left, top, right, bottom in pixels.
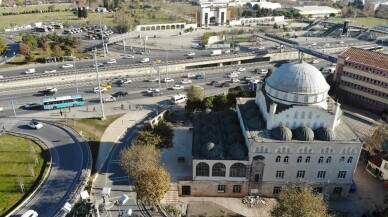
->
100, 84, 112, 89
154, 59, 162, 64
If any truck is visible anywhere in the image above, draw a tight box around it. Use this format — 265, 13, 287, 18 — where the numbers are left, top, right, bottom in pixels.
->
24, 68, 36, 74
210, 50, 222, 56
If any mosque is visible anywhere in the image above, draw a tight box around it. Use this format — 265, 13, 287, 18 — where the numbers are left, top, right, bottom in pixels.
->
178, 61, 362, 199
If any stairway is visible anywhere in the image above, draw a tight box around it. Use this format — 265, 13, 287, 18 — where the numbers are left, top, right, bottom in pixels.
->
320, 24, 342, 37
161, 182, 179, 204
304, 20, 321, 31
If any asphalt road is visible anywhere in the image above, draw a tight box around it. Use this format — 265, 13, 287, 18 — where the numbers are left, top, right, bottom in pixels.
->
10, 121, 88, 217
0, 38, 19, 64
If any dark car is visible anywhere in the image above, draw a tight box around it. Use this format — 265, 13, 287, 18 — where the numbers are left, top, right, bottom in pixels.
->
39, 90, 56, 96
209, 81, 220, 86
135, 50, 143, 54
186, 56, 194, 59
195, 74, 205, 80
221, 82, 231, 87
22, 103, 42, 110
113, 91, 128, 97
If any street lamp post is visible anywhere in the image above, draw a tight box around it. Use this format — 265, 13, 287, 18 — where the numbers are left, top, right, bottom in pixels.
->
93, 50, 106, 120
73, 57, 79, 94
98, 12, 107, 57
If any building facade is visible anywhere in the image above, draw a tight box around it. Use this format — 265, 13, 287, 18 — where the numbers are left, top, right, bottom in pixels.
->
197, 3, 229, 27
367, 151, 388, 181
180, 61, 362, 199
292, 6, 341, 18
334, 47, 388, 115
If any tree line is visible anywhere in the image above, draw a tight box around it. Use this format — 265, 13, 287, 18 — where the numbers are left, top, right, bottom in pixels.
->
119, 120, 174, 206
1, 6, 65, 16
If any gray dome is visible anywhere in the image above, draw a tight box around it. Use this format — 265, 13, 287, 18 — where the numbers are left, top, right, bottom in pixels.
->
271, 126, 293, 141
266, 62, 330, 94
316, 128, 336, 141
228, 143, 248, 160
201, 142, 222, 159
294, 127, 314, 141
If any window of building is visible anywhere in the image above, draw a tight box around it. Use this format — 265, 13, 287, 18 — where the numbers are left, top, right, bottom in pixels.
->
212, 163, 226, 177
339, 157, 345, 163
347, 157, 353, 164
318, 157, 324, 164
273, 186, 282, 194
317, 171, 326, 179
306, 156, 311, 163
313, 187, 323, 194
276, 171, 285, 179
230, 163, 247, 177
284, 156, 289, 163
276, 156, 281, 162
338, 171, 347, 179
326, 157, 332, 164
333, 187, 343, 195
196, 162, 210, 176
217, 185, 226, 193
297, 156, 302, 163
233, 185, 242, 193
384, 163, 388, 170
296, 171, 305, 178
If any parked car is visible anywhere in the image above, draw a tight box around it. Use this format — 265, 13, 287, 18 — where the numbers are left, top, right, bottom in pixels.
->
28, 120, 43, 129
106, 59, 117, 64
181, 79, 192, 84
163, 78, 174, 83
256, 68, 268, 75
93, 87, 107, 93
113, 91, 128, 97
195, 74, 205, 80
22, 103, 42, 110
61, 64, 74, 68
171, 85, 184, 90
338, 41, 344, 44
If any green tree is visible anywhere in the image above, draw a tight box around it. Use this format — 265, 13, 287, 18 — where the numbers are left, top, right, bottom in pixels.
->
83, 7, 88, 18
77, 7, 82, 18
213, 94, 229, 111
271, 186, 331, 217
52, 44, 63, 57
119, 143, 161, 177
137, 130, 162, 146
133, 165, 170, 206
202, 96, 214, 109
364, 123, 388, 154
149, 122, 174, 149
48, 5, 55, 11
19, 43, 31, 56
187, 85, 204, 100
22, 34, 38, 50
185, 97, 203, 114
273, 23, 279, 29
42, 42, 51, 55
0, 38, 7, 54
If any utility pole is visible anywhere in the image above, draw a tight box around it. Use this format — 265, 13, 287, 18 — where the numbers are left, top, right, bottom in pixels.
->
98, 12, 107, 57
73, 57, 79, 94
93, 50, 106, 120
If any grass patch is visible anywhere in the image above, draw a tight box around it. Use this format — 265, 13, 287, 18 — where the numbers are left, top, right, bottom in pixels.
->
0, 4, 70, 13
329, 17, 388, 27
0, 134, 48, 216
59, 114, 123, 172
0, 55, 27, 70
162, 3, 198, 18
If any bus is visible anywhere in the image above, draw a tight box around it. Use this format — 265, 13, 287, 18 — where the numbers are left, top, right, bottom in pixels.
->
43, 94, 84, 110
171, 94, 187, 104
364, 46, 384, 52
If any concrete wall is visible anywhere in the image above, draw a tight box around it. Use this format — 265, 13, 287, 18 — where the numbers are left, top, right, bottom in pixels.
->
178, 180, 249, 197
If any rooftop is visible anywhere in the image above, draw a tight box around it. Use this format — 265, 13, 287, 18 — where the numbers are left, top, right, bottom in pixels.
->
292, 6, 340, 13
339, 47, 388, 71
369, 151, 388, 167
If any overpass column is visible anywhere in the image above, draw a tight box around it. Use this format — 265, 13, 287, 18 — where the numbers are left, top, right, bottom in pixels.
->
237, 60, 241, 65
219, 62, 223, 66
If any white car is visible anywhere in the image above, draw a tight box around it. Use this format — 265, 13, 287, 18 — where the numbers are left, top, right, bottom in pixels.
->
258, 46, 265, 50
310, 42, 317, 46
186, 52, 195, 56
187, 73, 196, 78
44, 69, 57, 73
324, 43, 330, 47
92, 63, 104, 68
310, 59, 320, 64
147, 88, 160, 94
106, 59, 117, 64
61, 64, 74, 68
226, 73, 238, 78
231, 78, 240, 83
181, 79, 192, 84
93, 87, 107, 93
21, 210, 38, 217
0, 107, 3, 112
236, 67, 246, 72
148, 77, 160, 82
28, 121, 43, 129
45, 87, 58, 92
338, 41, 344, 44
122, 79, 132, 84
123, 55, 135, 59
163, 78, 174, 83
171, 85, 184, 90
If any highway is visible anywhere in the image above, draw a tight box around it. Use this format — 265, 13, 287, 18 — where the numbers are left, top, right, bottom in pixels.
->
9, 121, 89, 217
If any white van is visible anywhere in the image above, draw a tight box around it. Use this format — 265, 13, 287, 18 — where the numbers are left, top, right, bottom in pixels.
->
171, 94, 187, 104
21, 210, 38, 217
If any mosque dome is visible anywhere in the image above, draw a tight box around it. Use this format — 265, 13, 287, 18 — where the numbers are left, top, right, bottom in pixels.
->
271, 126, 293, 141
294, 127, 315, 141
316, 128, 336, 141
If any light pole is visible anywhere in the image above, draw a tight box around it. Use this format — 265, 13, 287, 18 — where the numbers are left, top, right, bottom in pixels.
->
98, 12, 107, 57
93, 50, 106, 120
73, 57, 79, 94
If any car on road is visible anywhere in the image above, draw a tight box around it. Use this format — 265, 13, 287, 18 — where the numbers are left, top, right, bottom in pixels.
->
140, 58, 150, 63
324, 43, 330, 47
28, 121, 43, 129
171, 84, 184, 90
226, 73, 238, 78
310, 59, 319, 64
21, 210, 38, 217
135, 50, 144, 54
221, 82, 231, 87
258, 47, 265, 50
93, 87, 107, 93
0, 107, 3, 112
100, 84, 112, 89
116, 78, 132, 85
24, 68, 35, 74
146, 88, 162, 96
44, 69, 57, 73
163, 78, 174, 83
113, 91, 128, 97
195, 74, 205, 80
187, 73, 196, 78
256, 68, 268, 75
61, 64, 74, 68
310, 42, 317, 46
147, 77, 160, 82
209, 81, 221, 86
181, 79, 192, 84
40, 87, 57, 96
102, 96, 116, 103
236, 67, 246, 72
154, 59, 162, 64
231, 78, 240, 83
92, 63, 104, 68
22, 103, 42, 110
106, 59, 117, 64
186, 52, 195, 56
186, 56, 194, 59
123, 55, 135, 59
338, 41, 344, 44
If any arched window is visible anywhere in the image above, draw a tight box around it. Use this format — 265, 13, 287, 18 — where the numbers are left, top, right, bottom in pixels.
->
284, 156, 289, 163
230, 163, 247, 177
318, 157, 324, 164
301, 111, 305, 119
212, 163, 226, 177
276, 156, 281, 162
297, 156, 302, 163
340, 156, 345, 163
196, 162, 209, 176
347, 157, 353, 164
326, 157, 332, 163
306, 156, 311, 163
